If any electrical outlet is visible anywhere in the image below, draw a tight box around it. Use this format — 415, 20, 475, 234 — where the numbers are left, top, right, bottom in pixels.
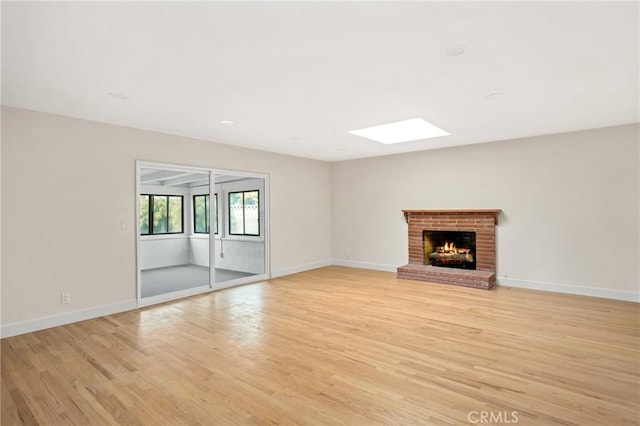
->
121, 219, 128, 230
345, 250, 350, 258
61, 292, 71, 304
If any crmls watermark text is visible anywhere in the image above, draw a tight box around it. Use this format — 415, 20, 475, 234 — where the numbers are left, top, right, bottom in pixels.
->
467, 411, 519, 424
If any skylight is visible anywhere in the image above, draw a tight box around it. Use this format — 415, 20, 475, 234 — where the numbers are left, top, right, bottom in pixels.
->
348, 118, 449, 144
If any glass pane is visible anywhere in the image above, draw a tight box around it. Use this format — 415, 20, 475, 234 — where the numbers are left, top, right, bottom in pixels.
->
213, 194, 218, 234
194, 195, 207, 233
229, 192, 244, 234
168, 196, 183, 233
153, 195, 168, 233
140, 195, 149, 234
244, 191, 259, 235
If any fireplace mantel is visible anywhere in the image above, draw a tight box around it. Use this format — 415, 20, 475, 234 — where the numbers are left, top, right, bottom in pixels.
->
398, 209, 501, 289
402, 209, 501, 224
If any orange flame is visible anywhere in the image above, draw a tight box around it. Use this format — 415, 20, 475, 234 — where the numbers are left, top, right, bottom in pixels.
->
443, 241, 457, 252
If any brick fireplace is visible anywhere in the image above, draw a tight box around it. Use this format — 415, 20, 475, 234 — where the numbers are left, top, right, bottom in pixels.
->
397, 209, 501, 289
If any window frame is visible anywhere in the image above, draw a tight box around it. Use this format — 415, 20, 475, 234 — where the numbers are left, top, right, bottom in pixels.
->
193, 193, 218, 235
228, 190, 260, 237
140, 194, 184, 235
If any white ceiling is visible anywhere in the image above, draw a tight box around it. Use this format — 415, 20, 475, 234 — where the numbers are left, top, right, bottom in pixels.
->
2, 2, 638, 162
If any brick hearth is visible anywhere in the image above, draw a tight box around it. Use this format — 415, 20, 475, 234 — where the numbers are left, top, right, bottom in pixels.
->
397, 209, 501, 289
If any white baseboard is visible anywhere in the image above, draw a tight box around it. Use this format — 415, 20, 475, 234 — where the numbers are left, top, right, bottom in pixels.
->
332, 262, 639, 302
497, 277, 639, 302
271, 260, 333, 278
1, 299, 138, 339
332, 259, 398, 273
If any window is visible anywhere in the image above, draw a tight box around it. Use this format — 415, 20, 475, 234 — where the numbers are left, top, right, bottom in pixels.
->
193, 194, 218, 234
140, 195, 150, 234
229, 190, 259, 236
140, 194, 183, 235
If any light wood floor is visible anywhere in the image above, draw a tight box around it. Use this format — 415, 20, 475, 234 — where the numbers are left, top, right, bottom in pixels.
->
2, 266, 639, 425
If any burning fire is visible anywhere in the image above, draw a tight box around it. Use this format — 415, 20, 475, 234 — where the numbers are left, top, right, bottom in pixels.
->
427, 237, 474, 267
436, 242, 470, 254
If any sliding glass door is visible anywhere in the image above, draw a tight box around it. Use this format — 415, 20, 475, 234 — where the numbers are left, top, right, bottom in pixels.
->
136, 162, 270, 305
212, 173, 267, 287
137, 163, 212, 304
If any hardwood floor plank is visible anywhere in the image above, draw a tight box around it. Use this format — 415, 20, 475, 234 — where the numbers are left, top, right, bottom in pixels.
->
1, 266, 638, 425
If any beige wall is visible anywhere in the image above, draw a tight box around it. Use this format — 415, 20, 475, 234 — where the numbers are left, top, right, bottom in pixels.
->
331, 124, 640, 296
2, 106, 638, 330
1, 107, 332, 325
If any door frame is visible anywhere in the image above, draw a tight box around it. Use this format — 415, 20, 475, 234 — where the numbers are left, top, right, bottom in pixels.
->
135, 160, 270, 307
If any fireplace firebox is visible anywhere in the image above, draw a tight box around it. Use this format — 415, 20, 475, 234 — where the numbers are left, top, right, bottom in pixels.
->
424, 230, 476, 270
